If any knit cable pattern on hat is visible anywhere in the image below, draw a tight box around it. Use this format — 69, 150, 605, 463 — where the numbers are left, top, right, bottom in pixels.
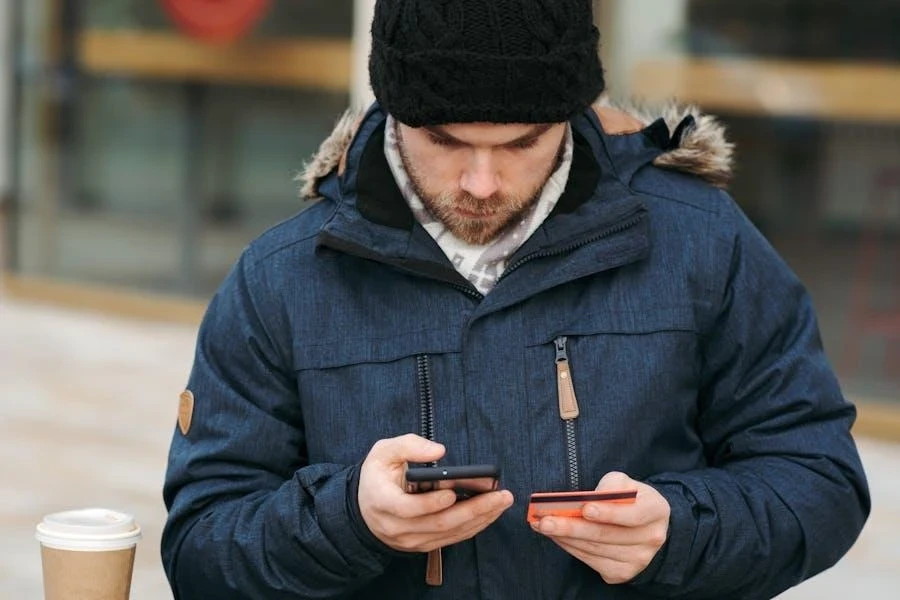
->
370, 0, 606, 126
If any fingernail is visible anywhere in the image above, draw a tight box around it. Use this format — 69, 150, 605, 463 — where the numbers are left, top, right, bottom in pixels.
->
585, 505, 600, 519
441, 493, 455, 507
541, 519, 556, 534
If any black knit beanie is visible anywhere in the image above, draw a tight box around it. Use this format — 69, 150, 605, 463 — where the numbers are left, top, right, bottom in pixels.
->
369, 0, 605, 126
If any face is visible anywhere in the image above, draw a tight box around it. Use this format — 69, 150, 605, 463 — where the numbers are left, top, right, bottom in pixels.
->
397, 121, 567, 246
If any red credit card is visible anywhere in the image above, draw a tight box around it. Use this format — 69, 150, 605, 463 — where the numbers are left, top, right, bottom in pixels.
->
527, 490, 638, 524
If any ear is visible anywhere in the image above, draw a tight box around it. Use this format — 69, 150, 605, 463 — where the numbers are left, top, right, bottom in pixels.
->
593, 106, 645, 136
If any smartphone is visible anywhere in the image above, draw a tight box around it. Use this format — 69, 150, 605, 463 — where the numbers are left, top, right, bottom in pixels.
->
527, 490, 638, 524
404, 465, 500, 500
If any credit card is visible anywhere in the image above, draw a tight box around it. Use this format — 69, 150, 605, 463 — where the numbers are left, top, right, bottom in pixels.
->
527, 490, 638, 524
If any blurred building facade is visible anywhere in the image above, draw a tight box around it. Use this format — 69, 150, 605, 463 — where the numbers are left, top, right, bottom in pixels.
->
1, 0, 899, 404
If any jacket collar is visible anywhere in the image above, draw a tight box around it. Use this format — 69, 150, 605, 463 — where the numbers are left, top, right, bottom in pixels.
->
311, 99, 733, 262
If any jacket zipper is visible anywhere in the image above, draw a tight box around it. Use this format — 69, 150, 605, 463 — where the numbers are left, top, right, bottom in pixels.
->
416, 354, 443, 586
420, 336, 584, 494
416, 355, 438, 466
499, 210, 645, 283
555, 336, 581, 491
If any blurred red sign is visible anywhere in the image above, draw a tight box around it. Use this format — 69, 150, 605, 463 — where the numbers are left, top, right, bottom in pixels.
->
159, 0, 272, 42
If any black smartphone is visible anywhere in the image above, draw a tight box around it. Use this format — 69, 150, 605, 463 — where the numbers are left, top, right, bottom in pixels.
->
404, 465, 500, 500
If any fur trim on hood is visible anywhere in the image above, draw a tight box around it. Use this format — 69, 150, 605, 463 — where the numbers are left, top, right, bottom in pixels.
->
594, 97, 734, 190
298, 98, 734, 199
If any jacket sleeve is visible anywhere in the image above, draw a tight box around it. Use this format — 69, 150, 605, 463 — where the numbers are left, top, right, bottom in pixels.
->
631, 198, 870, 599
161, 249, 394, 599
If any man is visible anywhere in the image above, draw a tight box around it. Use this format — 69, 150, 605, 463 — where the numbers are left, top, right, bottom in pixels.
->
162, 1, 870, 598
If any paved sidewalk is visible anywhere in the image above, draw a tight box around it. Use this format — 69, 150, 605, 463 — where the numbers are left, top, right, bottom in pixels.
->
0, 297, 897, 599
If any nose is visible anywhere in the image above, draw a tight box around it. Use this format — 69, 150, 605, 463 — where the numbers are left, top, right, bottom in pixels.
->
460, 152, 500, 199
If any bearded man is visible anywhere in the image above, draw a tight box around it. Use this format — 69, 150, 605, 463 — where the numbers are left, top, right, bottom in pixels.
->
162, 1, 869, 598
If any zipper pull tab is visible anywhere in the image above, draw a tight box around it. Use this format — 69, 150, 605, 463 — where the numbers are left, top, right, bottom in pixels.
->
555, 337, 580, 419
555, 336, 568, 362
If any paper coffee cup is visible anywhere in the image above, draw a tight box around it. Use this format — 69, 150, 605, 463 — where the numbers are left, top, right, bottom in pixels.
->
36, 508, 142, 600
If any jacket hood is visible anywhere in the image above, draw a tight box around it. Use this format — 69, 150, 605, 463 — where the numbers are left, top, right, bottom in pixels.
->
298, 97, 734, 199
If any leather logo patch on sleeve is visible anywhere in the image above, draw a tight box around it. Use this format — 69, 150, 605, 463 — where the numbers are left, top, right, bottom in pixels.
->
178, 390, 195, 435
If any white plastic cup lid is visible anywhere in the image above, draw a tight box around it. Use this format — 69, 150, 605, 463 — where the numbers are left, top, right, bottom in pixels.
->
36, 508, 142, 551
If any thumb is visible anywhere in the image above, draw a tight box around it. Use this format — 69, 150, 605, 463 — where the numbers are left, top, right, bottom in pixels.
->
368, 434, 446, 466
595, 471, 634, 491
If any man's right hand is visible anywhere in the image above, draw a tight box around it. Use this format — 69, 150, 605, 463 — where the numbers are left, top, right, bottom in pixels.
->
358, 434, 514, 553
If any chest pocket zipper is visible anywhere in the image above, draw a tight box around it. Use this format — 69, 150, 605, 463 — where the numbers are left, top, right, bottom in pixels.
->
416, 355, 437, 466
555, 337, 582, 491
416, 355, 443, 586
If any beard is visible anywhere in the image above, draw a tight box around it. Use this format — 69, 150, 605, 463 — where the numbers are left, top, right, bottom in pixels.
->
418, 188, 538, 246
398, 136, 564, 246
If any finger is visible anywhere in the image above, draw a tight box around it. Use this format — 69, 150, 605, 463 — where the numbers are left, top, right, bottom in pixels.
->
379, 489, 512, 535
583, 491, 668, 528
386, 492, 514, 551
595, 471, 634, 492
393, 490, 512, 538
582, 501, 645, 528
548, 536, 651, 564
368, 434, 446, 466
381, 487, 459, 519
550, 539, 638, 585
415, 490, 514, 534
417, 506, 509, 550
531, 517, 647, 546
590, 472, 655, 527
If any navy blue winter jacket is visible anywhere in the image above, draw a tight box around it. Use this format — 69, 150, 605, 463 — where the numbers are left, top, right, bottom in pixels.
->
162, 103, 870, 599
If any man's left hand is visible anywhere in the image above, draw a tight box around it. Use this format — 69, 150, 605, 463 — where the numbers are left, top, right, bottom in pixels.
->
531, 472, 671, 585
